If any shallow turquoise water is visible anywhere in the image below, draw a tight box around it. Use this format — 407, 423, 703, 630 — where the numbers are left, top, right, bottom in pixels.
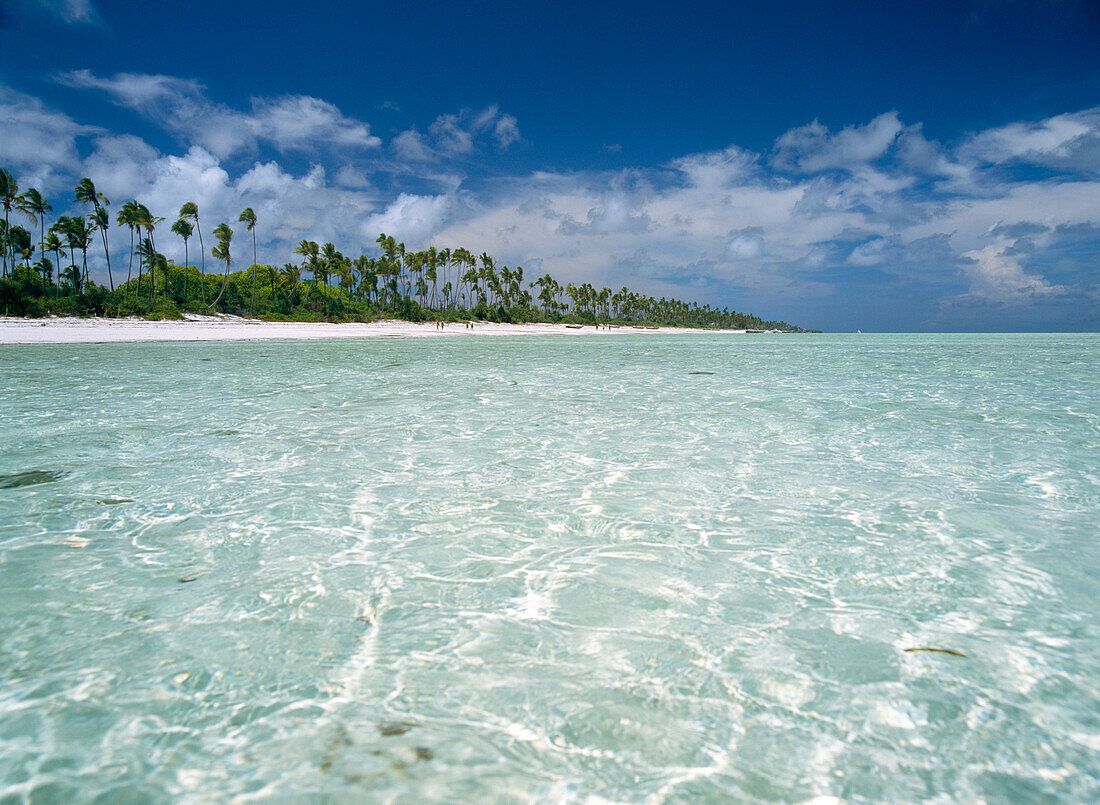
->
1, 334, 1098, 803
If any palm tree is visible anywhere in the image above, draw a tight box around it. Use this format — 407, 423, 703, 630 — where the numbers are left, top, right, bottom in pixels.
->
17, 188, 51, 294
93, 206, 113, 290
292, 237, 321, 310
75, 178, 113, 290
0, 168, 18, 278
8, 226, 32, 280
238, 207, 258, 317
137, 237, 157, 298
179, 202, 206, 303
17, 188, 50, 262
171, 217, 194, 301
208, 223, 233, 309
116, 201, 139, 291
58, 215, 91, 295
280, 263, 300, 305
134, 206, 165, 304
45, 228, 64, 298
462, 249, 477, 308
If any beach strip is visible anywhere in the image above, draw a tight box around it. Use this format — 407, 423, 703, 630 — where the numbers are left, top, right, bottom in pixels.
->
0, 316, 749, 345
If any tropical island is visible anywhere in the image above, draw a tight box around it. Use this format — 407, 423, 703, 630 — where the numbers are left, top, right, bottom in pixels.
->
0, 169, 811, 333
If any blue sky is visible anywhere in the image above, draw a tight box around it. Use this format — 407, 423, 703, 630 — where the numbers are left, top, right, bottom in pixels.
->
2, 0, 1098, 330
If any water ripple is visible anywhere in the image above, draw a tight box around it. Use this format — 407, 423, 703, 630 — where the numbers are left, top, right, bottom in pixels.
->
1, 334, 1097, 802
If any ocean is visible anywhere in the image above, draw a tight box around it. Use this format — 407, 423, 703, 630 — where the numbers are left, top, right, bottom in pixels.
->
1, 333, 1097, 802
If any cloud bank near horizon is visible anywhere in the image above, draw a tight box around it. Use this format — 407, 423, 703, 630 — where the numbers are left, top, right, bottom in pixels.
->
1, 71, 1097, 330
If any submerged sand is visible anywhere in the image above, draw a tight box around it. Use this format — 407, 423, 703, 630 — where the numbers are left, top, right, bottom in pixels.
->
0, 315, 750, 344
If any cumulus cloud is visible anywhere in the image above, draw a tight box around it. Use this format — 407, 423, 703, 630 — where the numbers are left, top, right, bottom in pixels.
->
363, 193, 451, 244
961, 245, 1064, 303
727, 232, 765, 260
958, 107, 1100, 172
58, 70, 381, 159
428, 114, 473, 156
392, 105, 521, 161
668, 145, 758, 188
772, 112, 904, 173
0, 85, 100, 190
391, 130, 435, 162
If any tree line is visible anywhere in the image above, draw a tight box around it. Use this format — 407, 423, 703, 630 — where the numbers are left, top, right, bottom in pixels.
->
0, 167, 808, 330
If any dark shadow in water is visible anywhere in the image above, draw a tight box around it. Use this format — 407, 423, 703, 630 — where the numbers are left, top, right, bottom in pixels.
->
97, 498, 133, 505
378, 721, 418, 737
213, 429, 240, 436
0, 470, 68, 489
688, 371, 715, 375
904, 647, 966, 658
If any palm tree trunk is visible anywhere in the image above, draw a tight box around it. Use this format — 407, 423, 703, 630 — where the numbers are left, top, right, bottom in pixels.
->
126, 226, 134, 290
208, 260, 231, 309
196, 218, 206, 303
3, 207, 9, 279
101, 226, 114, 291
39, 220, 46, 297
250, 229, 257, 318
150, 232, 159, 306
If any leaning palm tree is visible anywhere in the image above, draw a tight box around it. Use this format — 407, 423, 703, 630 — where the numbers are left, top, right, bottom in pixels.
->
45, 228, 64, 298
60, 215, 91, 295
116, 201, 139, 291
74, 178, 113, 290
134, 206, 165, 304
238, 207, 257, 317
179, 202, 206, 303
280, 263, 300, 305
294, 239, 321, 285
0, 168, 18, 278
207, 223, 233, 310
171, 217, 194, 301
17, 188, 51, 271
92, 206, 114, 290
136, 237, 157, 298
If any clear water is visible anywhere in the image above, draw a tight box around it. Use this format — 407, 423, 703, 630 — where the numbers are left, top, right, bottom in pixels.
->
1, 334, 1097, 803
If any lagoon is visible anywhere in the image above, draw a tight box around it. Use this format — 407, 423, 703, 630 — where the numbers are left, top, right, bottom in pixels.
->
1, 334, 1098, 802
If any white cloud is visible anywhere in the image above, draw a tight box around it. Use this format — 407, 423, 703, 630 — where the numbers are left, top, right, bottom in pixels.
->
847, 237, 888, 266
58, 70, 381, 159
429, 114, 475, 156
961, 245, 1064, 303
391, 129, 435, 162
727, 233, 764, 259
0, 85, 100, 191
334, 165, 373, 189
59, 69, 198, 110
393, 106, 521, 161
494, 114, 520, 148
960, 108, 1100, 169
667, 145, 757, 189
250, 96, 380, 152
363, 193, 451, 245
25, 0, 101, 25
772, 112, 904, 173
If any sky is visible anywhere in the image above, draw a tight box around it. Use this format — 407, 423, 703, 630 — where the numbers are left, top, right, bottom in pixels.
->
1, 0, 1098, 331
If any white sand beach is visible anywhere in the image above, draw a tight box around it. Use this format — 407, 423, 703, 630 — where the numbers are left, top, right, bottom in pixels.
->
0, 315, 750, 344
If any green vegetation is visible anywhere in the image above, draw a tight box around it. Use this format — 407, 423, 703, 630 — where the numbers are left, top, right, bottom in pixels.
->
0, 167, 810, 330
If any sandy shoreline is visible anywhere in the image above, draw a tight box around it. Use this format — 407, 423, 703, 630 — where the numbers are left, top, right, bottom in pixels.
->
0, 315, 751, 345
